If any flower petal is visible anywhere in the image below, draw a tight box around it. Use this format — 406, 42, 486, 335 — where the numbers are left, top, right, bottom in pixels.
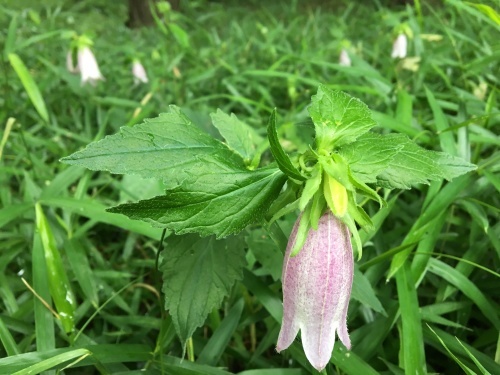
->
391, 34, 408, 59
276, 317, 300, 353
78, 46, 104, 86
132, 60, 149, 84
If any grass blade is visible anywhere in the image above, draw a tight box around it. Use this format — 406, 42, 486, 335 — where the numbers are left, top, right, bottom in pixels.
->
424, 85, 456, 156
427, 258, 500, 330
388, 174, 474, 279
35, 203, 76, 333
0, 317, 20, 356
8, 53, 49, 123
32, 233, 55, 356
197, 299, 245, 365
426, 324, 477, 375
11, 349, 90, 375
395, 262, 426, 374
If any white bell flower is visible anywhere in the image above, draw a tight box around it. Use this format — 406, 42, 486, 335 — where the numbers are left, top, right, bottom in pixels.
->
391, 33, 407, 59
132, 60, 149, 84
77, 46, 104, 86
339, 48, 351, 67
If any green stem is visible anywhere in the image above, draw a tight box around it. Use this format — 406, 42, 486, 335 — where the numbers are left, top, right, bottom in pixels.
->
186, 337, 195, 362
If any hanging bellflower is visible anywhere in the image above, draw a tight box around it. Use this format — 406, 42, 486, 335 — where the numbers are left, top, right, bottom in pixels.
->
339, 48, 351, 67
132, 59, 149, 84
391, 33, 407, 59
77, 46, 104, 86
277, 211, 354, 372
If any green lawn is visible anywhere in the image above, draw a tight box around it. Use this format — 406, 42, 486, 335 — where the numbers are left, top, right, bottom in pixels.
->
0, 0, 499, 374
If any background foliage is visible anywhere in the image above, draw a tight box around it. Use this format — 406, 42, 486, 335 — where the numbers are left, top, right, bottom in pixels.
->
0, 0, 499, 374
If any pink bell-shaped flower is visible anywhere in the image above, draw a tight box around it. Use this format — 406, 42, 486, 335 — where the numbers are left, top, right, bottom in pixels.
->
277, 211, 354, 371
391, 33, 407, 59
132, 59, 149, 84
77, 46, 104, 86
339, 48, 351, 67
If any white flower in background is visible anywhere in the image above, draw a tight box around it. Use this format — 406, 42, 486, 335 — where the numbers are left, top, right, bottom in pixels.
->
391, 33, 407, 59
339, 48, 351, 67
132, 60, 149, 84
77, 46, 104, 86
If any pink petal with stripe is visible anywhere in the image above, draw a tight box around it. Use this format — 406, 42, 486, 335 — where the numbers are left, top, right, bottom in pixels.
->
277, 212, 354, 371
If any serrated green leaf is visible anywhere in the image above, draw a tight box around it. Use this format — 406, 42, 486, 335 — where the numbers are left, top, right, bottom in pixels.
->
298, 165, 322, 210
159, 234, 246, 346
61, 106, 245, 188
431, 152, 478, 181
211, 109, 264, 165
375, 135, 476, 189
108, 166, 287, 238
340, 132, 476, 189
338, 132, 403, 183
267, 109, 306, 181
308, 85, 376, 150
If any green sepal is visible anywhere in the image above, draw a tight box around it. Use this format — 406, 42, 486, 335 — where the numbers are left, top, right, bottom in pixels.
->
342, 213, 363, 260
319, 154, 354, 191
347, 192, 373, 229
310, 192, 326, 230
323, 172, 348, 217
268, 198, 300, 227
348, 169, 386, 208
266, 180, 301, 221
299, 165, 323, 211
290, 204, 312, 257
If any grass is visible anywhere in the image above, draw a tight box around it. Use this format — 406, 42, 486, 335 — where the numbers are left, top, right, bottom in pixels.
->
0, 0, 499, 374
